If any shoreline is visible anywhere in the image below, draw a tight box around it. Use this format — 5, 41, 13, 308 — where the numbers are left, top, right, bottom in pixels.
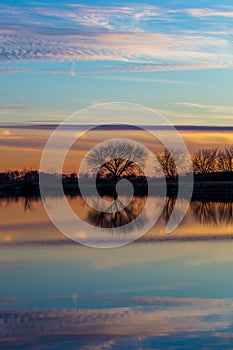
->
0, 172, 233, 201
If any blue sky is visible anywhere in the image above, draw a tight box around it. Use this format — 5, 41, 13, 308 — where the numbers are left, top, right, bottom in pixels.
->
0, 0, 233, 125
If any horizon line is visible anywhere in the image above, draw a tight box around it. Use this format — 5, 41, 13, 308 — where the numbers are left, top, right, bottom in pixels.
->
1, 123, 233, 131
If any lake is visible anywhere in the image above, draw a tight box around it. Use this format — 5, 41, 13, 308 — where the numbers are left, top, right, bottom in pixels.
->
1, 196, 233, 349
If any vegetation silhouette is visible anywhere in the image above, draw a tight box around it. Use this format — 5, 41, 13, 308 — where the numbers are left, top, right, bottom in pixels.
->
86, 140, 147, 182
192, 148, 218, 174
0, 146, 233, 200
219, 147, 233, 172
155, 148, 189, 179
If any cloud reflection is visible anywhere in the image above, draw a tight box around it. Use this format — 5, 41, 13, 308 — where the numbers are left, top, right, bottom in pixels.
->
0, 295, 233, 349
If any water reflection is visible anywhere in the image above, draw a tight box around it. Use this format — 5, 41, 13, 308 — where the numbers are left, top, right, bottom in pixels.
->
72, 195, 233, 229
1, 295, 233, 350
1, 197, 233, 349
86, 196, 146, 230
161, 196, 176, 223
1, 195, 233, 245
190, 201, 233, 225
0, 195, 40, 212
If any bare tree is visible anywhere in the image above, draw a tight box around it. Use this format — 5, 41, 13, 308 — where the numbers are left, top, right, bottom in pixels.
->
218, 146, 233, 172
192, 148, 218, 174
86, 140, 147, 182
155, 148, 188, 179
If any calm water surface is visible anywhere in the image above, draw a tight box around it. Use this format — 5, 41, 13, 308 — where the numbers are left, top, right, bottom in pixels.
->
1, 196, 233, 349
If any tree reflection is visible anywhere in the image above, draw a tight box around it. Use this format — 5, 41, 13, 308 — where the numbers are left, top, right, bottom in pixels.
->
1, 195, 233, 229
86, 196, 147, 232
190, 201, 233, 225
160, 196, 176, 223
23, 196, 39, 211
0, 195, 40, 212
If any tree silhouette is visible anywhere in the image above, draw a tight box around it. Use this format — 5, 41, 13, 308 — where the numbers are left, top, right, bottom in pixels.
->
218, 147, 233, 172
86, 140, 147, 182
155, 148, 187, 179
192, 148, 218, 174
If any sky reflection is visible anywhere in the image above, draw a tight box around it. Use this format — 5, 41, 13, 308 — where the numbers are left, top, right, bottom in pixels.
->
1, 295, 233, 349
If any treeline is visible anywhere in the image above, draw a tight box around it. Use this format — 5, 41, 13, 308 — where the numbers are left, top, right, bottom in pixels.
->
0, 170, 79, 183
192, 147, 233, 174
0, 170, 80, 196
0, 170, 39, 183
0, 147, 233, 186
156, 146, 233, 178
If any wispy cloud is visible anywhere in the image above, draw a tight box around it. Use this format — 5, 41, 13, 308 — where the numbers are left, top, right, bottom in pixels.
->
172, 102, 233, 114
173, 102, 212, 109
0, 3, 165, 35
0, 32, 232, 72
0, 3, 233, 72
184, 8, 233, 18
85, 75, 198, 85
0, 104, 30, 110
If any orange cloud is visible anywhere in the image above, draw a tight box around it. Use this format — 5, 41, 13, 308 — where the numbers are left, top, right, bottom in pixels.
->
1, 130, 11, 136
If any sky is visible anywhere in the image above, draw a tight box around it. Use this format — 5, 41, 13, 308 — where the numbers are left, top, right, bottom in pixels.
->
0, 0, 233, 126
1, 1, 233, 171
1, 4, 233, 347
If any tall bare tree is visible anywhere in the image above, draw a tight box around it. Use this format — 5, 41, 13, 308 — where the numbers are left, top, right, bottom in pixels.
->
155, 148, 188, 179
218, 146, 233, 172
86, 140, 147, 182
192, 148, 218, 174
